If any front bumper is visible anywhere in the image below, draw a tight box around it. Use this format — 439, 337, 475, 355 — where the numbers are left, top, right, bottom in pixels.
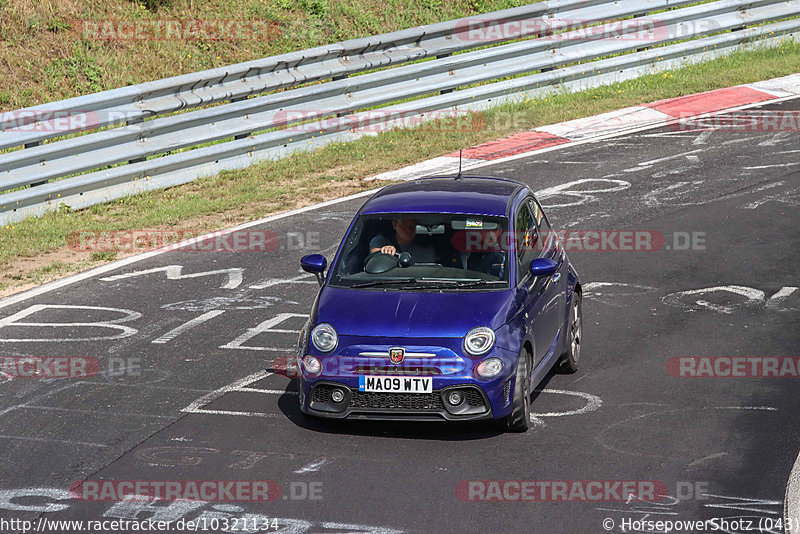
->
297, 337, 519, 421
301, 380, 499, 421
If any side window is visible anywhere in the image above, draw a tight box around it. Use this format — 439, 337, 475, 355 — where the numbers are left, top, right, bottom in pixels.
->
515, 201, 536, 277
529, 198, 554, 256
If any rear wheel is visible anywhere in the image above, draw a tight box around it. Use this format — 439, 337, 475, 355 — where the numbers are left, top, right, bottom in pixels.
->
557, 292, 582, 373
505, 348, 532, 432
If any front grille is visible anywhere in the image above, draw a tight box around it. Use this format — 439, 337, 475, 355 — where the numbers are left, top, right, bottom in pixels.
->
312, 384, 334, 403
353, 366, 441, 376
350, 391, 444, 410
465, 388, 485, 407
503, 380, 511, 404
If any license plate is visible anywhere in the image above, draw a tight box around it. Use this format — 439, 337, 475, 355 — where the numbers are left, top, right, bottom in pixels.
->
358, 375, 433, 393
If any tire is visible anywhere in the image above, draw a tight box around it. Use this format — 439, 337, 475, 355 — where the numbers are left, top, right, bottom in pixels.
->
505, 348, 532, 432
557, 291, 582, 373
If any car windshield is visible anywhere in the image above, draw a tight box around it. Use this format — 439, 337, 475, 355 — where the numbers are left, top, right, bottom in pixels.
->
329, 212, 510, 290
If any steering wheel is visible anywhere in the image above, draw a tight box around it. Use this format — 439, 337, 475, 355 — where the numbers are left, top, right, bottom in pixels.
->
363, 251, 414, 274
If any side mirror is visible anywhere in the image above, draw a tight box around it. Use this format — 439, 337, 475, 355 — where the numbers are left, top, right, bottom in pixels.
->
529, 257, 558, 277
300, 254, 327, 285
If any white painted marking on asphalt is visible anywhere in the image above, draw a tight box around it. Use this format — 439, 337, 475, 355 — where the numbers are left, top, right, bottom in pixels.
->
636, 148, 705, 168
162, 296, 295, 312
101, 265, 244, 290
152, 310, 225, 344
714, 406, 778, 411
0, 434, 107, 448
184, 408, 279, 418
686, 452, 728, 468
583, 282, 657, 306
243, 389, 297, 397
637, 129, 705, 138
743, 162, 800, 170
79, 381, 211, 392
702, 494, 783, 515
767, 287, 799, 310
642, 181, 703, 207
249, 272, 318, 289
594, 506, 678, 516
597, 406, 780, 458
319, 521, 403, 534
181, 370, 281, 418
295, 458, 327, 474
662, 285, 766, 314
0, 305, 141, 342
758, 132, 793, 147
692, 129, 713, 145
742, 187, 800, 210
536, 178, 631, 208
220, 313, 307, 351
530, 388, 603, 418
22, 405, 173, 419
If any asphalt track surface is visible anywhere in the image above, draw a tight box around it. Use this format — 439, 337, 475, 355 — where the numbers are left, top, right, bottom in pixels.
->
0, 98, 798, 534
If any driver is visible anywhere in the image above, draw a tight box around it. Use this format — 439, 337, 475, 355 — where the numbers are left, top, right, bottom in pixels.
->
369, 217, 436, 263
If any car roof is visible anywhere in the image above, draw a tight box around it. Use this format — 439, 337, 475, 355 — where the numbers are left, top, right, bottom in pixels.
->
360, 176, 525, 217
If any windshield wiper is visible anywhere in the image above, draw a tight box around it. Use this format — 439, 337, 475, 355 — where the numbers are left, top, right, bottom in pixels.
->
351, 278, 416, 288
449, 280, 506, 289
407, 279, 506, 290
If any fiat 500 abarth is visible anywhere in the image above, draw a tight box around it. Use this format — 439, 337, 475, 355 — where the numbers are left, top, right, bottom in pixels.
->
297, 176, 582, 431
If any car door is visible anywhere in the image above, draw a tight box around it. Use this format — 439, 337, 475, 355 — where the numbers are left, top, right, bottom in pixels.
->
528, 197, 566, 362
514, 199, 555, 366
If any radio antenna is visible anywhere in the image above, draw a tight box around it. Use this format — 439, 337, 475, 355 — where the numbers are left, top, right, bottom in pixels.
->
455, 149, 464, 181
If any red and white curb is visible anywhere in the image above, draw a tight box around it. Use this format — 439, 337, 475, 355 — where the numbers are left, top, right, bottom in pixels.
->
365, 73, 800, 181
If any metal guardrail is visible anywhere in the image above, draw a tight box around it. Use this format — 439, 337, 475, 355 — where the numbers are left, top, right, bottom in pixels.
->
1, 0, 798, 223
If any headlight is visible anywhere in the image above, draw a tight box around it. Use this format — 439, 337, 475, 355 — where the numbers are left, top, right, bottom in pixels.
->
476, 357, 503, 378
302, 355, 321, 375
311, 323, 337, 352
463, 326, 495, 356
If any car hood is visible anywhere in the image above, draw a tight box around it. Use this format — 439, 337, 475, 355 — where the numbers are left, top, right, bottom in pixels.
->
316, 286, 515, 338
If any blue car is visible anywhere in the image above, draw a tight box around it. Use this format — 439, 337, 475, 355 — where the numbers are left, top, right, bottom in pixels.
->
297, 175, 582, 431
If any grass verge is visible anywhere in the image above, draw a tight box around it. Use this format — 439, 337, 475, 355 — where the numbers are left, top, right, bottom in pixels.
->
1, 40, 798, 297
0, 0, 530, 109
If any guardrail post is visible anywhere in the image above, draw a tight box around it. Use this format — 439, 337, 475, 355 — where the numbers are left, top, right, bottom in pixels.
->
438, 54, 455, 94
126, 117, 147, 164
332, 75, 353, 117
634, 13, 648, 53
26, 142, 48, 187
231, 96, 251, 140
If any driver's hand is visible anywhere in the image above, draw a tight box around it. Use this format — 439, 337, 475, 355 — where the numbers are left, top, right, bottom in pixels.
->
380, 245, 396, 255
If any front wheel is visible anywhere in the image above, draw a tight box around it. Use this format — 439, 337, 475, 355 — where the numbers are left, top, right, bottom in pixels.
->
557, 291, 582, 373
505, 348, 532, 432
